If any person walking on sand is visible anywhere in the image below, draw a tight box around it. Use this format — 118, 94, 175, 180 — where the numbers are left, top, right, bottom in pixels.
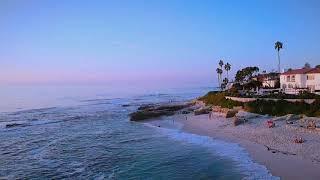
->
209, 111, 212, 120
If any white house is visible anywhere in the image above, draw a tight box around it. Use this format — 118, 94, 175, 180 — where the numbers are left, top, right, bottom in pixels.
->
280, 68, 320, 94
306, 68, 320, 94
253, 73, 280, 88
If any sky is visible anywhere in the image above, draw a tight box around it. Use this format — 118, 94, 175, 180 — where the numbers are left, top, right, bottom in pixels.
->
1, 0, 320, 86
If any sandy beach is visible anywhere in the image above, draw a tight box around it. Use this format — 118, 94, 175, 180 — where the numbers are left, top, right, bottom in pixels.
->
147, 112, 320, 180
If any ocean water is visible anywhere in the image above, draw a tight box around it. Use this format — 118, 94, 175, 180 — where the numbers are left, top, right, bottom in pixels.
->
0, 85, 277, 179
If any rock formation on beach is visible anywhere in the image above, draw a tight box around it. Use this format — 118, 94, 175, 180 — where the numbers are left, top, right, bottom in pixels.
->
130, 103, 193, 121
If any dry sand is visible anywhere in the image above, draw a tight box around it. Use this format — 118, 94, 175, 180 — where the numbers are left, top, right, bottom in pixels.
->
148, 112, 320, 180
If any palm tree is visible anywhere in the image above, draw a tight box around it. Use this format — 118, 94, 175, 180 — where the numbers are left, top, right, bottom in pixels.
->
219, 60, 224, 69
274, 41, 283, 73
216, 68, 223, 88
217, 60, 224, 90
304, 62, 311, 69
224, 63, 231, 79
222, 78, 229, 90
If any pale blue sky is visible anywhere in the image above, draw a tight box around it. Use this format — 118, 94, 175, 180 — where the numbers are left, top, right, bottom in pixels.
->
1, 0, 320, 85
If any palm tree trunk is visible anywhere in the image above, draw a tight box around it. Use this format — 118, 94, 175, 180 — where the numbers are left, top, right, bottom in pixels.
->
278, 50, 281, 73
219, 74, 221, 89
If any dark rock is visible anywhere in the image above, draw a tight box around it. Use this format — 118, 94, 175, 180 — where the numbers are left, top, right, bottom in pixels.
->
155, 104, 188, 111
122, 104, 130, 107
307, 121, 317, 129
194, 107, 210, 115
181, 110, 191, 114
130, 110, 175, 121
6, 123, 26, 128
130, 103, 191, 121
225, 110, 238, 118
233, 117, 246, 126
137, 104, 155, 111
69, 116, 82, 120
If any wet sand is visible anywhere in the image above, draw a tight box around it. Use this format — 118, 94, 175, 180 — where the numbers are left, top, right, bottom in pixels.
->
148, 112, 320, 180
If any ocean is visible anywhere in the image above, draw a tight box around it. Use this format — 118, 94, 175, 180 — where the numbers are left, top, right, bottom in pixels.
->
0, 85, 277, 179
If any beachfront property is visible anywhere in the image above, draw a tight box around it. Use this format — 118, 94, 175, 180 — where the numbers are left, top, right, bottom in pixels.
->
253, 73, 280, 88
280, 68, 320, 94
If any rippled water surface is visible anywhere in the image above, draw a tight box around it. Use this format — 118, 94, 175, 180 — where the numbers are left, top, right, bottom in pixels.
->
0, 86, 276, 179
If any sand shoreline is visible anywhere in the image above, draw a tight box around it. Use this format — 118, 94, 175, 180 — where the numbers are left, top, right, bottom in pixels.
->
146, 112, 320, 180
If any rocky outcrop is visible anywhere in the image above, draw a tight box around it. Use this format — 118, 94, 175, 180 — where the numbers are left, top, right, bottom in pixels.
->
130, 103, 190, 121
285, 114, 302, 124
233, 117, 247, 126
130, 110, 175, 121
212, 106, 238, 118
236, 111, 260, 120
272, 114, 302, 125
299, 117, 320, 129
194, 106, 211, 115
225, 110, 238, 118
6, 123, 27, 128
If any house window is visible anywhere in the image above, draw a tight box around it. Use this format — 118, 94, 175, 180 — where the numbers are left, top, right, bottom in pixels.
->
282, 84, 287, 89
291, 75, 295, 82
286, 76, 290, 82
288, 84, 293, 88
307, 85, 315, 91
307, 75, 315, 80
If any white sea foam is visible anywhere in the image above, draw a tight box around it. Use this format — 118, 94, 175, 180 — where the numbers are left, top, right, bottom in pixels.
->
147, 123, 280, 180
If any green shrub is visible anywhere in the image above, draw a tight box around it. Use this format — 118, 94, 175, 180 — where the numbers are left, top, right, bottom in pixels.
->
199, 91, 320, 117
244, 99, 320, 117
198, 91, 243, 109
260, 92, 320, 99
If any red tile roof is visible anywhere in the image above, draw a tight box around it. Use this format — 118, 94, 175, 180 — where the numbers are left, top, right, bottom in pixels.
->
281, 68, 312, 75
307, 68, 320, 74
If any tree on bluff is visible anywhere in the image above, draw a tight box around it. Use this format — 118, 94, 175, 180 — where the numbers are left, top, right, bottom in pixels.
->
235, 67, 259, 84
